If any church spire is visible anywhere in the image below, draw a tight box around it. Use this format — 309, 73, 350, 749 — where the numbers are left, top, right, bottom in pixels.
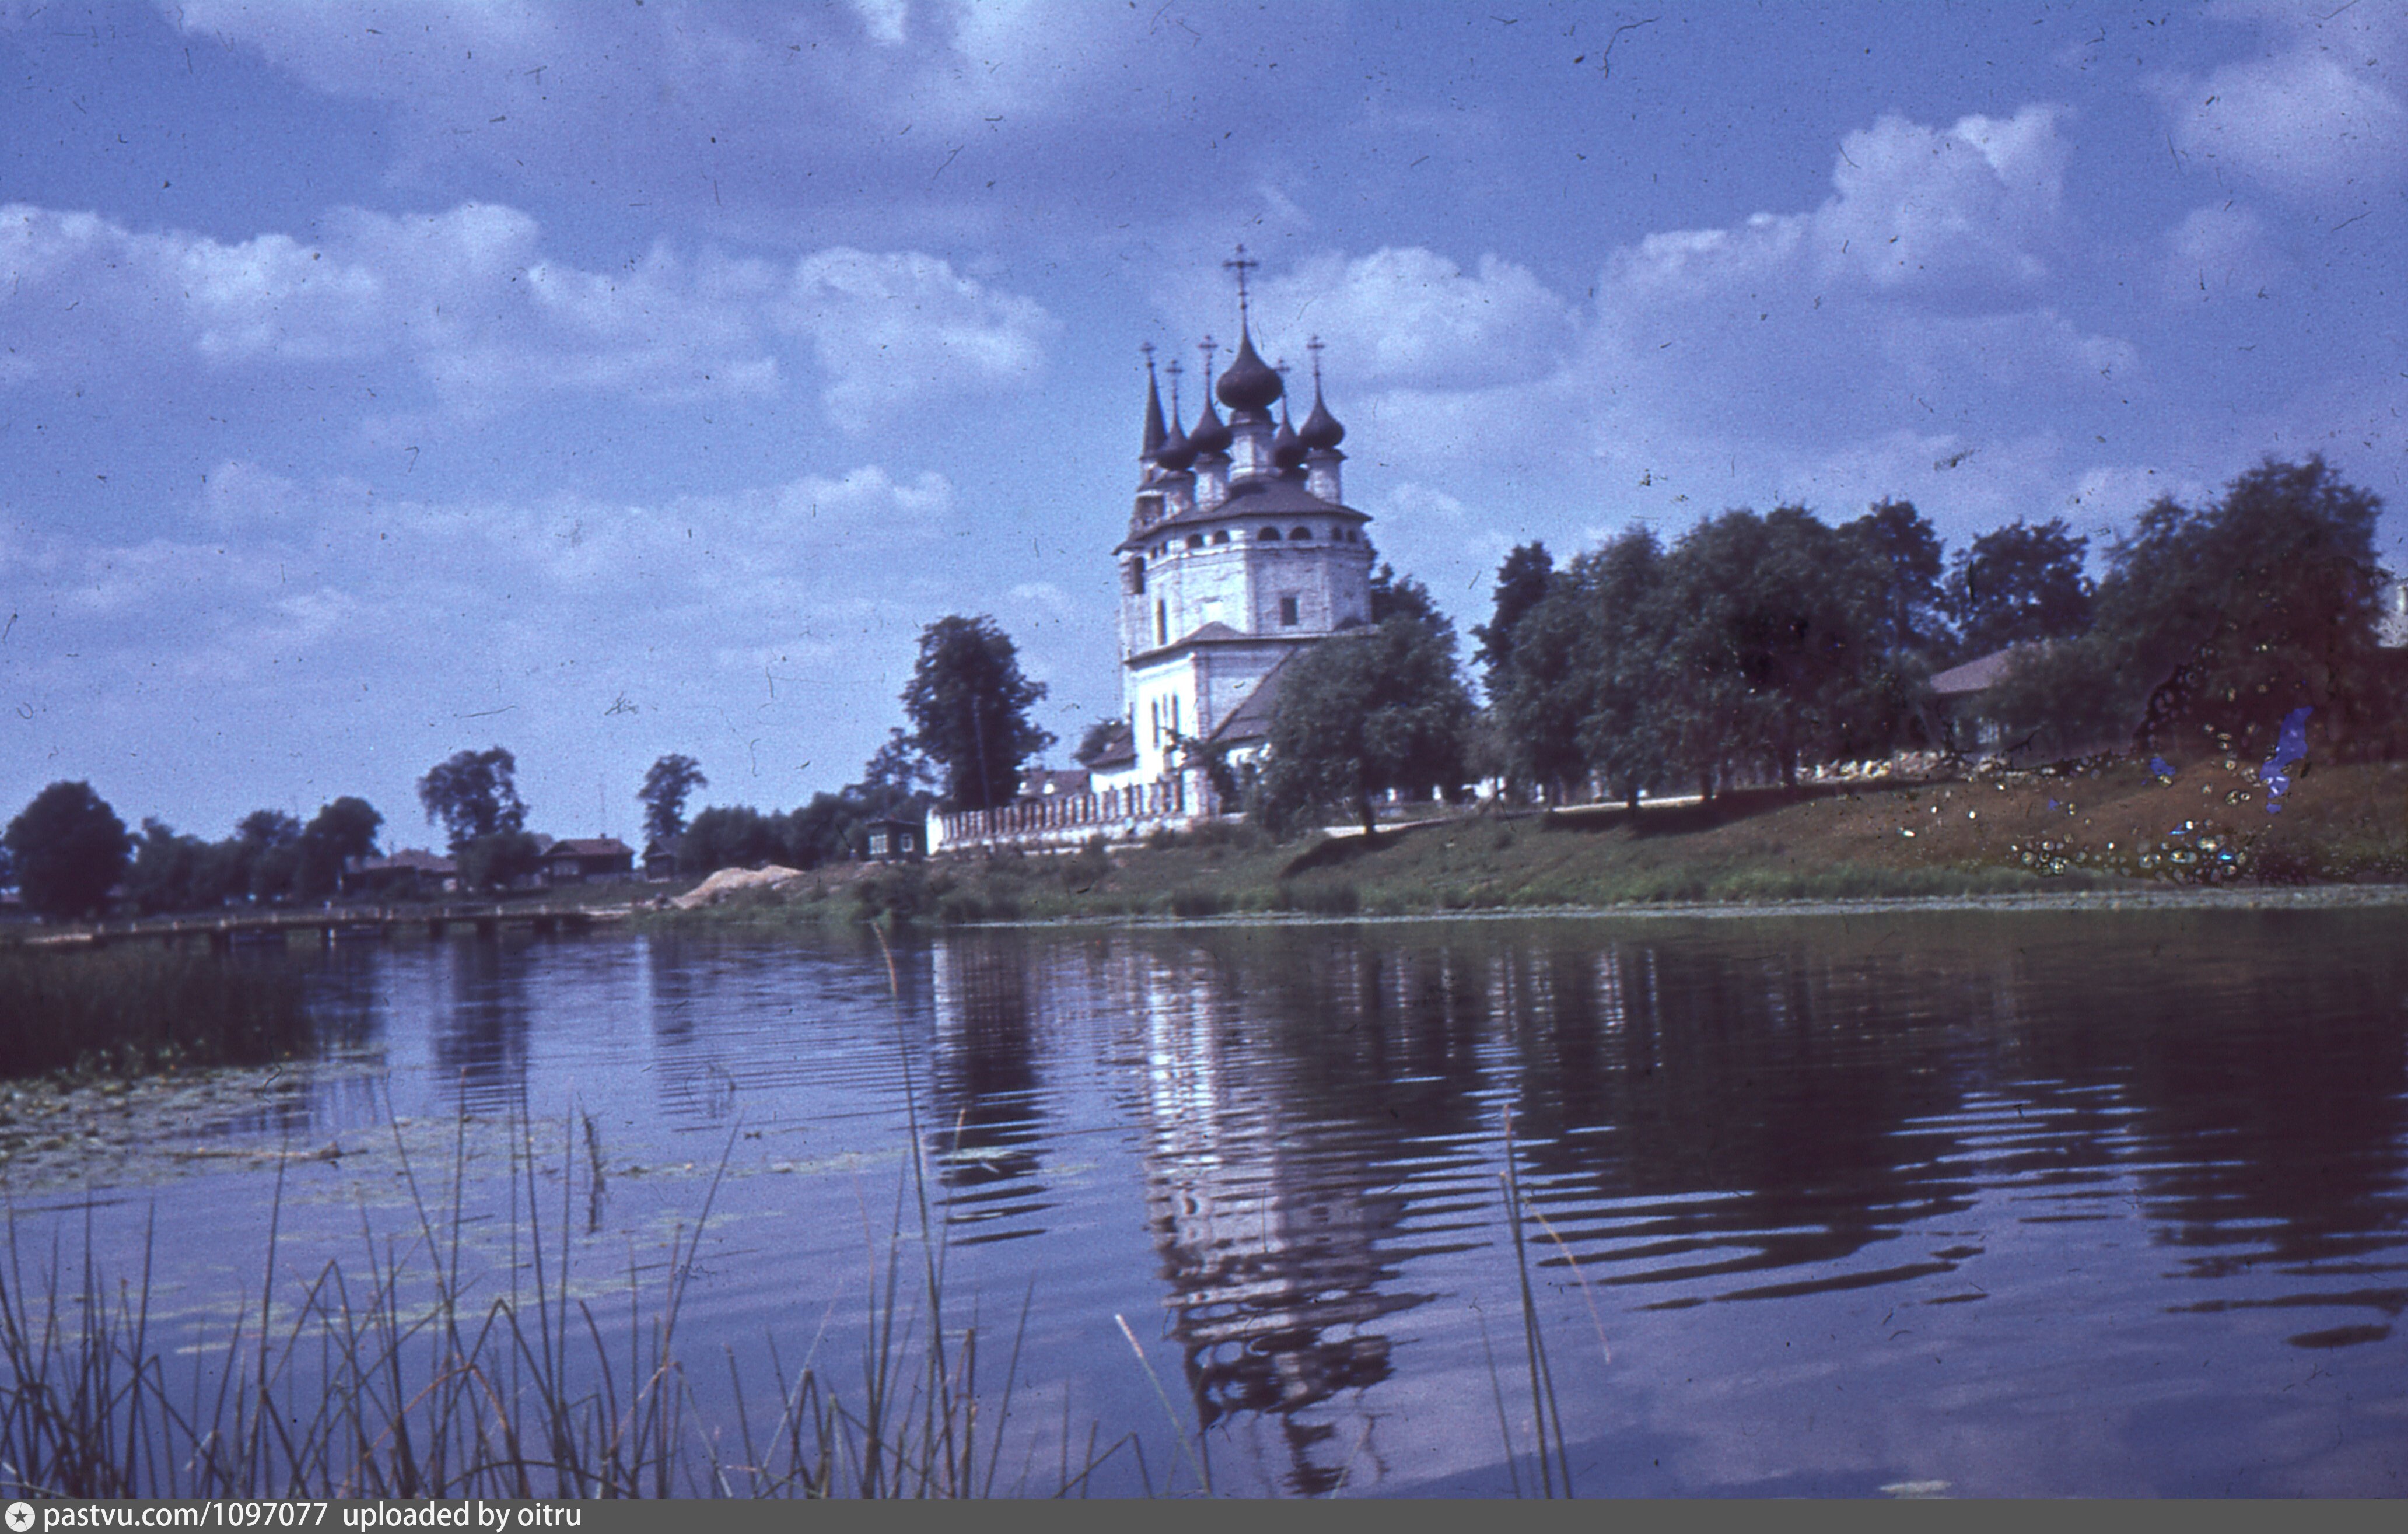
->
1139, 342, 1166, 463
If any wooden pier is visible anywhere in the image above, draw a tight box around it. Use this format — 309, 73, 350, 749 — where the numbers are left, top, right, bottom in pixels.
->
7, 902, 634, 952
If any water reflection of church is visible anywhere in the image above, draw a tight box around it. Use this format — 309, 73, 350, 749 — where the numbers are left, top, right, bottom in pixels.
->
926, 934, 1426, 1495
1116, 944, 1425, 1496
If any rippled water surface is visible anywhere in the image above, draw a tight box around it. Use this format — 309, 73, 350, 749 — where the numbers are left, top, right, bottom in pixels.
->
19, 907, 2408, 1496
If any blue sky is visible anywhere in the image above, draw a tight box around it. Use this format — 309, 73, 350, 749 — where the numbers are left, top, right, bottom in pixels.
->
5, 1, 2404, 847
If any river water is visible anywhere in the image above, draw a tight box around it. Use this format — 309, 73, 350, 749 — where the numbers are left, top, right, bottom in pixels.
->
12, 905, 2408, 1497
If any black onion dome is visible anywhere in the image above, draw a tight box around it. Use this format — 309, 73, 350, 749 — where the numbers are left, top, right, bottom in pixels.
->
1298, 384, 1346, 451
1140, 371, 1167, 459
1216, 327, 1283, 413
1154, 412, 1196, 472
1189, 393, 1232, 456
1272, 405, 1305, 472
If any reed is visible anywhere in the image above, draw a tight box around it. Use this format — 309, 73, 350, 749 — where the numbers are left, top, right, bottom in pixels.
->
0, 1097, 1115, 1499
0, 947, 309, 1079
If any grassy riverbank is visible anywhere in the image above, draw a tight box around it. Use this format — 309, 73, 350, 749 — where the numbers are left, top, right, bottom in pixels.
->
652, 757, 2408, 927
0, 947, 310, 1079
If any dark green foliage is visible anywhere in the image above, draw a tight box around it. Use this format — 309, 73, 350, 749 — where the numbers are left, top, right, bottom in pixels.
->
1471, 542, 1555, 691
297, 796, 382, 900
455, 829, 544, 892
638, 754, 707, 847
1944, 517, 2094, 660
1990, 457, 2392, 762
1255, 603, 1474, 837
124, 820, 243, 916
1654, 506, 1915, 789
416, 747, 528, 852
235, 810, 303, 902
851, 863, 933, 924
1489, 564, 1595, 802
4, 782, 130, 919
1846, 499, 1950, 660
1367, 563, 1442, 626
1488, 502, 1948, 803
678, 805, 783, 874
902, 615, 1054, 812
674, 733, 936, 878
0, 948, 309, 1077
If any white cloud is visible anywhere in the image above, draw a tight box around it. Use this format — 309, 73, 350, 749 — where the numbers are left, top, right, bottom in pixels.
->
2164, 202, 2286, 303
2157, 3, 2408, 199
1242, 248, 1576, 391
0, 201, 1054, 428
776, 248, 1055, 431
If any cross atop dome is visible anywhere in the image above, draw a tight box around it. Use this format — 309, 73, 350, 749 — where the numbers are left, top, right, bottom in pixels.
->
1223, 244, 1261, 327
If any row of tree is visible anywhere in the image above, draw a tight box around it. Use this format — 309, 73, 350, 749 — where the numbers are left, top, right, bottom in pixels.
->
1470, 456, 2398, 808
2, 783, 386, 920
642, 616, 1037, 877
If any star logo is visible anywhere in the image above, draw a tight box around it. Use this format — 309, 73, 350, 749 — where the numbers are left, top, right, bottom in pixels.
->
5, 1501, 34, 1532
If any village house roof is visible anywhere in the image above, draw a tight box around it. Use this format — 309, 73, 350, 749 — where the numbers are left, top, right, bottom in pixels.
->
543, 838, 635, 860
349, 848, 456, 877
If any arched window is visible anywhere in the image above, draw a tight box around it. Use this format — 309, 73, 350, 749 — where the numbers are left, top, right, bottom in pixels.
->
1209, 530, 1230, 545
1289, 526, 1313, 540
1128, 560, 1146, 594
1185, 533, 1205, 550
1258, 526, 1282, 541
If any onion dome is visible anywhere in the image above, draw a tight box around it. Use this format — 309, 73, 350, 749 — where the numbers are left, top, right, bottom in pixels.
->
1153, 411, 1195, 472
1272, 401, 1306, 472
1189, 393, 1233, 457
1216, 327, 1283, 414
1297, 382, 1346, 451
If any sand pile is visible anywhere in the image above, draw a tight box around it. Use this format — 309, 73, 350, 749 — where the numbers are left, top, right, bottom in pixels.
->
670, 865, 809, 909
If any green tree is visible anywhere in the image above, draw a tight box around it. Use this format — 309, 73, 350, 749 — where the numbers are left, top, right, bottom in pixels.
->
1944, 517, 2093, 659
857, 728, 937, 816
418, 747, 529, 852
297, 797, 383, 900
1489, 572, 1594, 803
4, 781, 131, 919
1569, 528, 1674, 808
1992, 457, 2391, 761
1650, 506, 1905, 792
638, 754, 708, 847
235, 809, 303, 903
1254, 604, 1474, 837
1367, 563, 1442, 626
456, 830, 544, 892
902, 615, 1054, 812
126, 819, 204, 915
1470, 542, 1555, 694
1846, 499, 1950, 660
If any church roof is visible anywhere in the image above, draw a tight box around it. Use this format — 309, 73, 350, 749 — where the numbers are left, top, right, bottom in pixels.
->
1115, 476, 1367, 551
1208, 648, 1299, 747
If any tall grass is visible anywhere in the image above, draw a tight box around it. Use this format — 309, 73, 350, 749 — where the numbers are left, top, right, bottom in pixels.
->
0, 947, 308, 1078
0, 1097, 1114, 1499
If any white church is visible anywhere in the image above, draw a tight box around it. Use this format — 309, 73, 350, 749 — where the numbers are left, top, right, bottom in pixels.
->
929, 259, 1377, 853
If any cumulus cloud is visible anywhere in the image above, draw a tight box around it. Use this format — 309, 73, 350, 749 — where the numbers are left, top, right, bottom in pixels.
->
0, 201, 1051, 426
2164, 202, 2287, 303
775, 248, 1055, 431
1243, 248, 1577, 391
1605, 105, 2073, 317
2157, 2, 2408, 199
